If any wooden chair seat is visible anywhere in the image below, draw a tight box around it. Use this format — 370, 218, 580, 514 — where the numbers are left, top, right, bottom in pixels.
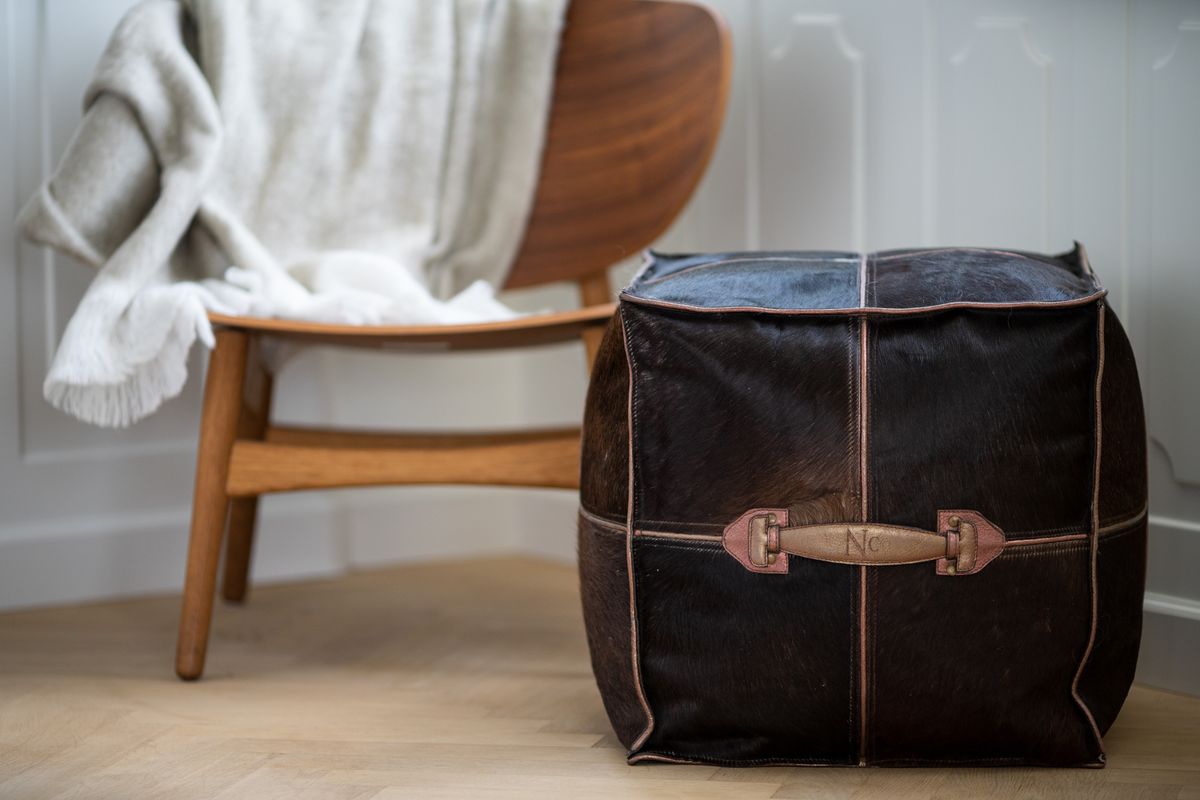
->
207, 303, 615, 351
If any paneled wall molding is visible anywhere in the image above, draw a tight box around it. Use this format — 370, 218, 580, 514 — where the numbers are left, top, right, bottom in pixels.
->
753, 8, 866, 249
950, 16, 1052, 67
1145, 592, 1200, 624
658, 0, 1200, 696
1139, 11, 1200, 488
1, 0, 1197, 696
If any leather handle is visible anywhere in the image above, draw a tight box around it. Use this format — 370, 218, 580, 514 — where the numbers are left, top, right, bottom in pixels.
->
722, 508, 1005, 576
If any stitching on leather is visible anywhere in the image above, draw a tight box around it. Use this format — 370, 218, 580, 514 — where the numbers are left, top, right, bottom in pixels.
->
625, 505, 1146, 545
873, 247, 1040, 262
869, 251, 878, 306
578, 506, 627, 533
620, 308, 655, 754
845, 315, 859, 761
845, 319, 858, 515
1070, 303, 1106, 759
1098, 504, 1149, 531
847, 551, 856, 758
1000, 543, 1089, 560
634, 530, 722, 543
634, 541, 720, 554
1007, 524, 1091, 537
1095, 521, 1143, 543
857, 259, 871, 766
636, 255, 857, 286
619, 288, 1109, 317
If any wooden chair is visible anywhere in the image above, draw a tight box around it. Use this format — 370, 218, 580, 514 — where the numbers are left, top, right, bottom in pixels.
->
175, 0, 731, 680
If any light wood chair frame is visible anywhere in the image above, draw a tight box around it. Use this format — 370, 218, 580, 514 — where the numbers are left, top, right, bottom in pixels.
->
175, 0, 731, 680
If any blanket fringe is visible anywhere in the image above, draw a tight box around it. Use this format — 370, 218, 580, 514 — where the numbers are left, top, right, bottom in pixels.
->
43, 310, 211, 429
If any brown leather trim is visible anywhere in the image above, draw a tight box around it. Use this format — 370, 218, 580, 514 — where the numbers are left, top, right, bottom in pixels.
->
627, 752, 704, 765
578, 506, 625, 531
636, 255, 859, 287
628, 504, 1145, 547
618, 289, 1108, 317
1072, 304, 1106, 758
636, 529, 730, 542
857, 264, 870, 766
619, 309, 655, 752
1008, 532, 1087, 547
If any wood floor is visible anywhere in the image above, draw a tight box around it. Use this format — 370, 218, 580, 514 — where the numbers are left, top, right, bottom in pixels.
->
0, 557, 1197, 799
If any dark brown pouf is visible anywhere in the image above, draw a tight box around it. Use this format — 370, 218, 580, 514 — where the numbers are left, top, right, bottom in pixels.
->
578, 245, 1146, 767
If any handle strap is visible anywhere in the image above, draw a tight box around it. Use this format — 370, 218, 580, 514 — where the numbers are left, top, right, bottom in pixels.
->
722, 508, 1005, 576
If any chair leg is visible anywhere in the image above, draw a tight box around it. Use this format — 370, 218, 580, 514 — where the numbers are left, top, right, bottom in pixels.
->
221, 353, 273, 605
220, 498, 260, 604
578, 270, 610, 371
176, 329, 249, 681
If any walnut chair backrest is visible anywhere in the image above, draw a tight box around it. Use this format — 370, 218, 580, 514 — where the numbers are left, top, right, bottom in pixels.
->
502, 0, 731, 290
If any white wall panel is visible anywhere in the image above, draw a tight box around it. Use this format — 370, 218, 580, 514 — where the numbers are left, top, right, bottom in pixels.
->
667, 0, 1200, 695
1, 0, 1198, 694
937, 17, 1052, 249
757, 12, 865, 249
1135, 13, 1200, 487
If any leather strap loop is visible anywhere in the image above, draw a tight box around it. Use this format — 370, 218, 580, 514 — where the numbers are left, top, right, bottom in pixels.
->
722, 508, 1006, 576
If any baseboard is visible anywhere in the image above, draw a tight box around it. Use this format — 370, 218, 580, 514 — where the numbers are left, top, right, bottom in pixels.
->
332, 486, 532, 567
0, 493, 341, 611
0, 487, 556, 612
1138, 605, 1200, 697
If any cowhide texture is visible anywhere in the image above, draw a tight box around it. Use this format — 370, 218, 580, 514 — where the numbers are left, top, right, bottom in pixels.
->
578, 246, 1146, 767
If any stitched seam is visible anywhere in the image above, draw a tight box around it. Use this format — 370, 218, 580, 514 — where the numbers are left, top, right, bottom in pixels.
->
1070, 303, 1106, 759
619, 309, 655, 754
578, 506, 627, 533
1098, 504, 1149, 531
627, 505, 1146, 544
870, 566, 879, 763
1000, 543, 1090, 559
848, 557, 857, 759
618, 289, 1109, 317
634, 531, 723, 543
1008, 524, 1092, 537
873, 247, 1042, 262
636, 255, 857, 286
857, 253, 871, 766
625, 529, 1140, 558
634, 541, 721, 554
845, 320, 858, 513
840, 314, 857, 763
869, 250, 878, 306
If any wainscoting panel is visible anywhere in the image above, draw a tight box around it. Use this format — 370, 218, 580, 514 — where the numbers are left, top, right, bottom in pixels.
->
661, 0, 1200, 695
1, 0, 1197, 694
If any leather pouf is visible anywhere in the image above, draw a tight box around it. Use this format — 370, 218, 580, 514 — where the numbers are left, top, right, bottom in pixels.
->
578, 245, 1147, 767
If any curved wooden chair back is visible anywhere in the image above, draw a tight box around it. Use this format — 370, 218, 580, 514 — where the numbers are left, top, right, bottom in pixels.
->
504, 0, 731, 290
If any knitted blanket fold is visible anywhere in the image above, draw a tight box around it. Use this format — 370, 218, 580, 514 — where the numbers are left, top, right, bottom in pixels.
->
18, 0, 568, 427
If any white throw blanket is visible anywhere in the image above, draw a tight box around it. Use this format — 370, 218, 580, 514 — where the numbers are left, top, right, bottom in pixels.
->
18, 0, 567, 427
